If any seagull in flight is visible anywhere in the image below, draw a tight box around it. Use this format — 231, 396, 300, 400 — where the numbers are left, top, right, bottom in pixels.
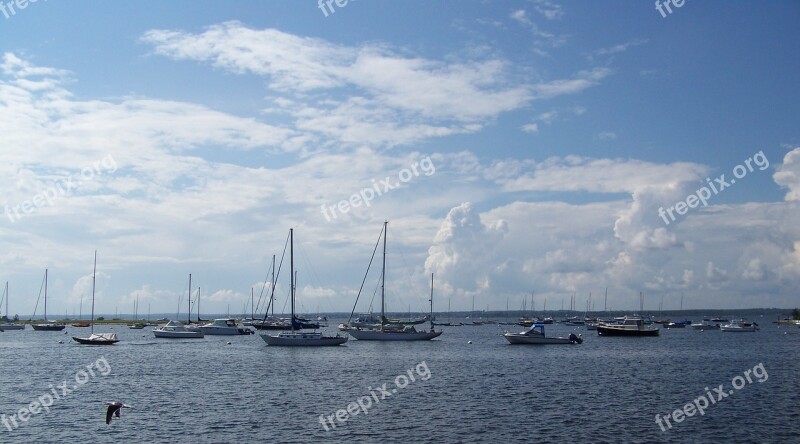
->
105, 401, 132, 424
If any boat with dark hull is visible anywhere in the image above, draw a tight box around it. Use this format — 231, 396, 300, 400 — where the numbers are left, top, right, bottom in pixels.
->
31, 270, 65, 331
73, 252, 120, 345
597, 317, 659, 337
347, 221, 441, 342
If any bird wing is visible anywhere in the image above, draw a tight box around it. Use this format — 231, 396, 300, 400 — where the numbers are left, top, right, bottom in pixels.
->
105, 405, 118, 424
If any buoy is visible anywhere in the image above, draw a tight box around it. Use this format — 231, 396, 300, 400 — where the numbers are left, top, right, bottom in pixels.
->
227, 341, 232, 345
467, 340, 472, 344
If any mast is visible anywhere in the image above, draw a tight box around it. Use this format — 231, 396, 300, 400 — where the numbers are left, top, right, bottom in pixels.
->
44, 269, 48, 320
187, 273, 192, 324
429, 273, 434, 332
197, 286, 200, 322
4, 281, 7, 320
251, 288, 254, 320
380, 221, 387, 331
271, 254, 276, 317
90, 251, 97, 334
290, 228, 295, 331
604, 287, 608, 313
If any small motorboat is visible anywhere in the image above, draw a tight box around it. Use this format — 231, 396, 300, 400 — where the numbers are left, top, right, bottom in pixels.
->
503, 324, 583, 344
153, 320, 204, 338
597, 317, 659, 337
691, 321, 720, 330
720, 319, 759, 332
72, 322, 91, 328
198, 318, 253, 335
664, 322, 687, 329
128, 323, 146, 329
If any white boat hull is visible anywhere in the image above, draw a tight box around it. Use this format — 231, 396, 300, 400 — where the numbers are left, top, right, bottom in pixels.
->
347, 329, 442, 341
153, 330, 204, 338
198, 327, 251, 335
260, 331, 347, 346
0, 324, 25, 330
720, 326, 758, 332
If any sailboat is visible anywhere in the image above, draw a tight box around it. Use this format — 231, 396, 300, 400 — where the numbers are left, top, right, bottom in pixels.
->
0, 282, 25, 330
348, 221, 442, 341
260, 228, 348, 346
72, 293, 90, 327
31, 269, 66, 331
73, 251, 120, 345
128, 294, 145, 329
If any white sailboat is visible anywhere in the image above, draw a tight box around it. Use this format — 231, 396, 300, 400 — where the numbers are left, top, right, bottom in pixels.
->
348, 221, 442, 341
73, 251, 119, 345
260, 228, 348, 346
0, 282, 25, 330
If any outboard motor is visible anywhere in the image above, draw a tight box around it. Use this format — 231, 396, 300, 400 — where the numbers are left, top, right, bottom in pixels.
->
569, 333, 583, 344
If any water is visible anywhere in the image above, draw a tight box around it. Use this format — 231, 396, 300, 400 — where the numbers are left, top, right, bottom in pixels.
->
1, 318, 798, 443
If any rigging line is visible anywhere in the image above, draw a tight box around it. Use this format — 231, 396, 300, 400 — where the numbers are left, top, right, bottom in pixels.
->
347, 223, 385, 323
384, 224, 426, 314
30, 271, 46, 321
253, 259, 273, 316
261, 231, 289, 321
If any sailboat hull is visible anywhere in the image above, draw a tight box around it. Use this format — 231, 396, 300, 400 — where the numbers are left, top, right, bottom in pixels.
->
32, 324, 65, 331
0, 324, 25, 330
72, 337, 119, 345
347, 329, 442, 341
260, 331, 347, 346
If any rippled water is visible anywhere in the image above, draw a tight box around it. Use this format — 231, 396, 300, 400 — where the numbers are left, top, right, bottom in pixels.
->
1, 317, 798, 443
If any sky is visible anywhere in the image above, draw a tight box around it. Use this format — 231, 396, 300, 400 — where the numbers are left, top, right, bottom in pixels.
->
1, 0, 798, 319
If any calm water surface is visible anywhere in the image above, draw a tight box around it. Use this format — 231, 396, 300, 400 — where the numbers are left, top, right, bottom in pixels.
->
1, 316, 799, 443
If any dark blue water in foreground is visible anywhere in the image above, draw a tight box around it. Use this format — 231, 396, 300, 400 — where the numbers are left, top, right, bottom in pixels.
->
1, 315, 799, 443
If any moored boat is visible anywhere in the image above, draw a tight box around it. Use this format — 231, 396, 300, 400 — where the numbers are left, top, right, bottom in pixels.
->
31, 270, 65, 331
720, 319, 759, 332
503, 323, 583, 344
198, 318, 253, 335
73, 251, 120, 345
597, 317, 659, 336
153, 320, 205, 338
260, 228, 347, 346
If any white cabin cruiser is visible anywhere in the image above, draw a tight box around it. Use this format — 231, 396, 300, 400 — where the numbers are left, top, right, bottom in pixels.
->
153, 320, 205, 338
198, 318, 253, 335
503, 324, 583, 344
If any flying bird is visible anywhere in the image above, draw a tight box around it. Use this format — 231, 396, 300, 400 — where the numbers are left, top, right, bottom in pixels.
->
105, 401, 132, 424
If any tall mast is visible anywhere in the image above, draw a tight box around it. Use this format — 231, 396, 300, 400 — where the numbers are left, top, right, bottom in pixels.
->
290, 228, 295, 331
44, 269, 48, 320
271, 254, 276, 317
251, 288, 254, 320
187, 273, 192, 324
90, 251, 97, 334
381, 221, 387, 331
4, 281, 8, 319
197, 286, 201, 321
429, 273, 434, 332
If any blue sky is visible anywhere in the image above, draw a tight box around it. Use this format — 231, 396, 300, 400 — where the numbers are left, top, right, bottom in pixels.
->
1, 0, 798, 318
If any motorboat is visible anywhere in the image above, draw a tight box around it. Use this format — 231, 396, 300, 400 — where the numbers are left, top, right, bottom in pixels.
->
153, 320, 205, 338
691, 321, 720, 330
664, 322, 687, 329
128, 323, 146, 329
585, 322, 598, 331
720, 319, 759, 332
597, 317, 659, 336
72, 322, 91, 328
503, 324, 583, 344
198, 318, 253, 335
